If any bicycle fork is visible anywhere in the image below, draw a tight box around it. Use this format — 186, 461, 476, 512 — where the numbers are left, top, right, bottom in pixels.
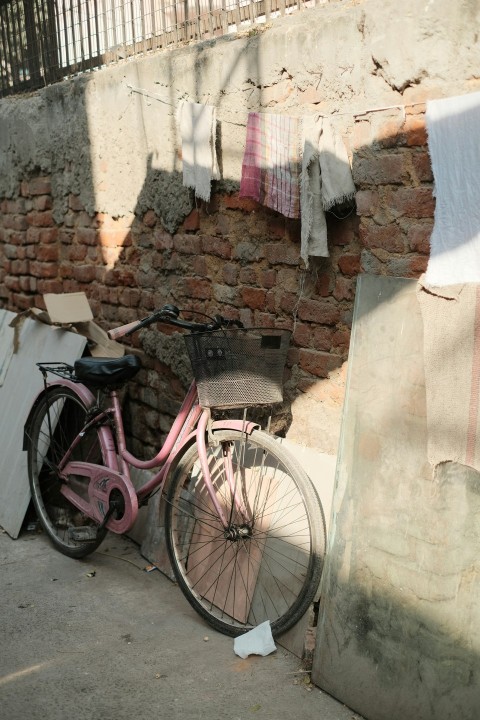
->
195, 409, 250, 531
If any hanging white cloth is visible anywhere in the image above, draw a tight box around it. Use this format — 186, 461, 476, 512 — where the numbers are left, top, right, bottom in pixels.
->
177, 101, 220, 202
425, 90, 480, 285
300, 116, 355, 267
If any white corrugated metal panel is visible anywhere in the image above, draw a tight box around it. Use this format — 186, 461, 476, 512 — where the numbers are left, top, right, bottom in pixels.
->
0, 313, 86, 538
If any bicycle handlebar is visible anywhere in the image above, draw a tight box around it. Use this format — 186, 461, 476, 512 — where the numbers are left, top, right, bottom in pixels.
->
107, 305, 244, 341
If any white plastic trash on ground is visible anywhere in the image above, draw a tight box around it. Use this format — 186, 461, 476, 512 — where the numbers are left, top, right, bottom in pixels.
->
233, 621, 277, 659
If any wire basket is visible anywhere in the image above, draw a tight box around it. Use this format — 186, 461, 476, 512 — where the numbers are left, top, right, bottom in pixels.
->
184, 328, 291, 409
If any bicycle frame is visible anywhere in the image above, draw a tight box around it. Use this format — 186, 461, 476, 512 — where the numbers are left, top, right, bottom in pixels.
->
28, 376, 259, 535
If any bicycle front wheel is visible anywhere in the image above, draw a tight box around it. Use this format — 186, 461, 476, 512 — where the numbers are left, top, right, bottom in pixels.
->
165, 429, 325, 637
26, 386, 107, 559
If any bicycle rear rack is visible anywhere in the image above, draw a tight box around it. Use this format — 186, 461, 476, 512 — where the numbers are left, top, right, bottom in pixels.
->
37, 362, 78, 382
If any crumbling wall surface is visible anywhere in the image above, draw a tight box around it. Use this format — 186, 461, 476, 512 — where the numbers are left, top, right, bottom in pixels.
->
0, 0, 479, 457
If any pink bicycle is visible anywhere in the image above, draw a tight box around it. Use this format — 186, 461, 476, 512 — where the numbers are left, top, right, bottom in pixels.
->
24, 305, 325, 637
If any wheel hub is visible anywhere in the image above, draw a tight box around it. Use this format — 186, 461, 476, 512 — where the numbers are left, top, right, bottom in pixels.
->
223, 523, 253, 541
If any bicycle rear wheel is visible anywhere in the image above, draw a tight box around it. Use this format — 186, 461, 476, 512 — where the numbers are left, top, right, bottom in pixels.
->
26, 386, 107, 559
165, 429, 325, 638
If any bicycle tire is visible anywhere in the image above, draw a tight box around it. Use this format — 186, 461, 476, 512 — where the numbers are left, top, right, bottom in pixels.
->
26, 386, 107, 559
165, 428, 325, 638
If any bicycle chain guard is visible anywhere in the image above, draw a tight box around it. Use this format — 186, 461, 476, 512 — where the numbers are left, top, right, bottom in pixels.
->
59, 461, 139, 534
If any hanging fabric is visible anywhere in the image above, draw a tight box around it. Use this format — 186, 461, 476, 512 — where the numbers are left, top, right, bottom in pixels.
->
300, 116, 356, 267
239, 112, 301, 219
425, 90, 480, 285
177, 101, 219, 202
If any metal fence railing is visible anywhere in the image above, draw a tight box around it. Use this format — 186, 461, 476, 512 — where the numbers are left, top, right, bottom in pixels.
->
0, 0, 329, 97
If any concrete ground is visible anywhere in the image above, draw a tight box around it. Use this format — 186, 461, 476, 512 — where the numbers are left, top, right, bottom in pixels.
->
0, 526, 363, 720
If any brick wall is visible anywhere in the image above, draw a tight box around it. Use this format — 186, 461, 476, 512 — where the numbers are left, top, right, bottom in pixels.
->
0, 105, 433, 457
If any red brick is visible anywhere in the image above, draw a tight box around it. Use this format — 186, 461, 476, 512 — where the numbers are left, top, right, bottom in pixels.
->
265, 292, 276, 313
5, 215, 28, 231
11, 259, 29, 274
315, 272, 334, 297
19, 276, 36, 292
405, 114, 428, 146
76, 228, 97, 245
4, 277, 20, 291
297, 299, 340, 325
119, 288, 142, 307
355, 153, 410, 186
407, 223, 432, 254
67, 246, 88, 262
264, 243, 298, 265
27, 211, 54, 227
69, 194, 84, 211
254, 311, 275, 327
242, 287, 267, 310
276, 267, 298, 293
407, 254, 428, 276
36, 245, 59, 262
29, 261, 58, 278
143, 209, 158, 228
202, 235, 232, 259
239, 268, 257, 285
181, 277, 212, 299
13, 294, 35, 310
223, 263, 239, 285
193, 256, 208, 276
389, 187, 435, 218
223, 194, 260, 212
39, 227, 59, 243
73, 265, 97, 283
8, 232, 26, 246
76, 211, 96, 228
333, 277, 355, 301
36, 280, 64, 294
279, 292, 297, 314
2, 198, 27, 214
293, 323, 311, 348
338, 253, 361, 277
411, 152, 433, 183
312, 326, 335, 351
355, 190, 379, 217
260, 269, 276, 288
29, 177, 51, 196
33, 195, 53, 211
173, 234, 202, 255
360, 222, 405, 253
58, 229, 75, 244
298, 349, 343, 378
154, 229, 174, 250
332, 328, 351, 350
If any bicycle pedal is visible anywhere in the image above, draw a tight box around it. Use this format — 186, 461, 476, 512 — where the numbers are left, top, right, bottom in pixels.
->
68, 526, 98, 542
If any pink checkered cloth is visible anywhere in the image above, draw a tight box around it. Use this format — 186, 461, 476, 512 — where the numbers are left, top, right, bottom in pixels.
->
239, 113, 301, 219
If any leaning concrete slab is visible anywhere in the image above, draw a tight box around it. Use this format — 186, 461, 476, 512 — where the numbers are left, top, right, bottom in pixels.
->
313, 275, 480, 720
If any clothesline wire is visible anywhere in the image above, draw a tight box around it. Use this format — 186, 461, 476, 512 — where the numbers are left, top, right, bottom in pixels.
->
125, 82, 425, 125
